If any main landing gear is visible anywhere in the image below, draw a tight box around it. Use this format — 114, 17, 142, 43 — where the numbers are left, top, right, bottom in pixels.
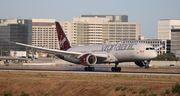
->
111, 62, 121, 72
84, 66, 94, 71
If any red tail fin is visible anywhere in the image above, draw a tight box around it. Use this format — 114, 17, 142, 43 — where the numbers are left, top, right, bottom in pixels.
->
55, 21, 71, 50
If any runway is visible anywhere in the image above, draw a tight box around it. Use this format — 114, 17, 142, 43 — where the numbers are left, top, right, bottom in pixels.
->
0, 62, 180, 76
0, 65, 180, 76
1, 70, 180, 76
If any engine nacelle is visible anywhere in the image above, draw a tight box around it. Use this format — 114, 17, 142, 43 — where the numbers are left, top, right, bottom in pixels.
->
79, 54, 97, 66
134, 61, 145, 67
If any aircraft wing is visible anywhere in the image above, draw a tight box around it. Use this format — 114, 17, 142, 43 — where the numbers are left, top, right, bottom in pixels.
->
15, 42, 108, 58
154, 44, 164, 50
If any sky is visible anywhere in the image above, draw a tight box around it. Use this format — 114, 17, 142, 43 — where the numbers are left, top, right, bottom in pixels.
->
0, 0, 180, 39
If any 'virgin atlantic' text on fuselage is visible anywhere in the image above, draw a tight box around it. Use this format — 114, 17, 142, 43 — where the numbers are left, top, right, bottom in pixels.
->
102, 43, 136, 53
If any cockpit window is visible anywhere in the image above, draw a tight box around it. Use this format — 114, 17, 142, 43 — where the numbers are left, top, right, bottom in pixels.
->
146, 47, 155, 50
150, 48, 155, 50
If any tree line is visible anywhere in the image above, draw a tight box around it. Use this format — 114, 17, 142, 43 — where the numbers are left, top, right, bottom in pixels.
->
153, 53, 179, 61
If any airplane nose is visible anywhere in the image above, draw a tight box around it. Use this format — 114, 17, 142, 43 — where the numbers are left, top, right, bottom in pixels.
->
152, 51, 158, 58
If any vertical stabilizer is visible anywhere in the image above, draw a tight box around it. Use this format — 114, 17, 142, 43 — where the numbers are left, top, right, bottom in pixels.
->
55, 22, 71, 50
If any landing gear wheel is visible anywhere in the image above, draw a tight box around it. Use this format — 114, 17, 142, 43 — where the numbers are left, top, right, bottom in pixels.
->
84, 67, 87, 71
111, 67, 121, 72
84, 67, 94, 71
111, 67, 114, 72
145, 65, 149, 69
91, 67, 94, 71
111, 62, 121, 72
143, 60, 151, 69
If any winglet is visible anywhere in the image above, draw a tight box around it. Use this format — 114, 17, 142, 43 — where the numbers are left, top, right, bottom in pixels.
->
55, 21, 71, 50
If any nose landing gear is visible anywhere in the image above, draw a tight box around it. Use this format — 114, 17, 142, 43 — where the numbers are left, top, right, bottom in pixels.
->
143, 60, 151, 69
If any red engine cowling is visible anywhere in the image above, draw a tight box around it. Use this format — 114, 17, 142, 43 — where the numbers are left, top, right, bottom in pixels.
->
79, 54, 97, 66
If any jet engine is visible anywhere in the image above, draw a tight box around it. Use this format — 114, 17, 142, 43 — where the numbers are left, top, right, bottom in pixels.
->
134, 61, 145, 67
79, 54, 97, 66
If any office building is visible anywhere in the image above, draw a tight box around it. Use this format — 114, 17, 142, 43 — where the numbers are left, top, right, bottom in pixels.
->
0, 19, 32, 51
158, 19, 180, 56
171, 26, 180, 57
59, 16, 140, 46
81, 15, 128, 22
32, 19, 58, 49
158, 19, 180, 40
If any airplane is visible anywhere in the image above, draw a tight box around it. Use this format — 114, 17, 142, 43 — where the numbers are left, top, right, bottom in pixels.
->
15, 21, 162, 72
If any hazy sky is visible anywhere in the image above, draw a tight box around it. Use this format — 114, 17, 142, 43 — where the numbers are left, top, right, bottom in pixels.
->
0, 0, 180, 39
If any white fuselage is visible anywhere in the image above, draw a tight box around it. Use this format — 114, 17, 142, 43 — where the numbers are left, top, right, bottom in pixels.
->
62, 43, 157, 64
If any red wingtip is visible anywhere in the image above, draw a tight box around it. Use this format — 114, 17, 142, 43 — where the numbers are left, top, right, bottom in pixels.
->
55, 21, 71, 50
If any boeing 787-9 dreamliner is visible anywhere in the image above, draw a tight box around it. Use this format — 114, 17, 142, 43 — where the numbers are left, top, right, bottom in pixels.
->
15, 22, 163, 72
